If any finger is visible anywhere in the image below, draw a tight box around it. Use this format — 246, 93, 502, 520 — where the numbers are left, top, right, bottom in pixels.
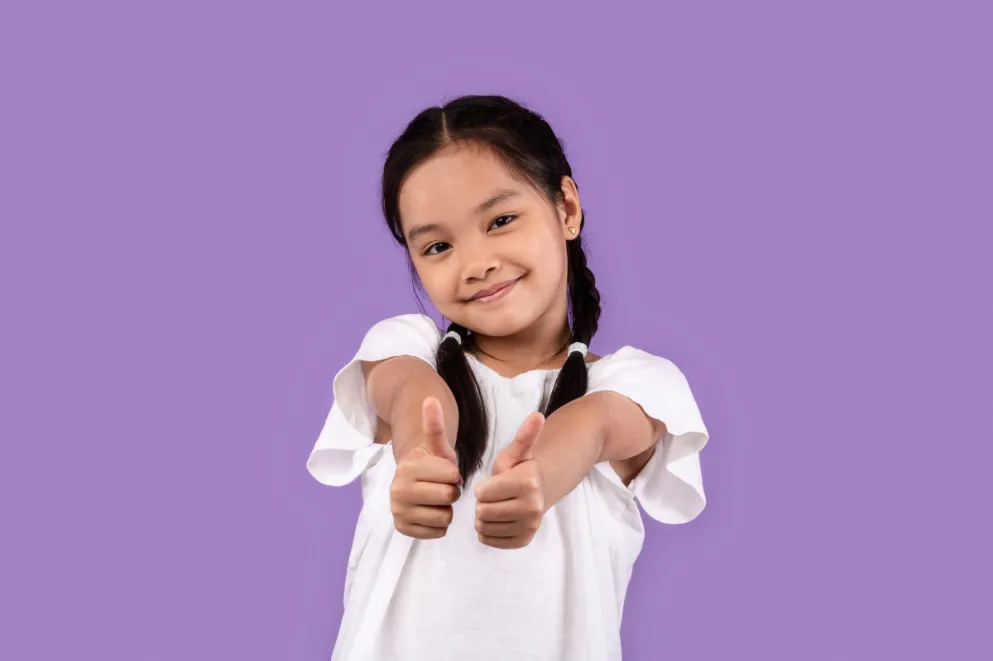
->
478, 534, 526, 550
397, 522, 448, 540
405, 481, 461, 506
407, 453, 462, 485
513, 412, 545, 459
421, 397, 458, 463
475, 469, 538, 503
420, 397, 447, 453
476, 498, 527, 522
492, 413, 545, 475
475, 519, 524, 538
406, 504, 454, 529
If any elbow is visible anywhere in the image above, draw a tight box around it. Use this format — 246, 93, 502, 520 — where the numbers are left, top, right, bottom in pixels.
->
594, 390, 668, 462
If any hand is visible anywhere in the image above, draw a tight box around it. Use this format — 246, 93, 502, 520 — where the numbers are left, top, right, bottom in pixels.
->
474, 412, 547, 550
389, 397, 463, 540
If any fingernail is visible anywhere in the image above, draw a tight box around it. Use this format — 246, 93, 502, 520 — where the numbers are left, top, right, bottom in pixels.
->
457, 476, 464, 487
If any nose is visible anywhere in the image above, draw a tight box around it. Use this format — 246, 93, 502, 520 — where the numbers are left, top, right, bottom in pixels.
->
459, 240, 500, 282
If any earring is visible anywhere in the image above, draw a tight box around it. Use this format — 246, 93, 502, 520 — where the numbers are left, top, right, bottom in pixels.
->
568, 227, 577, 235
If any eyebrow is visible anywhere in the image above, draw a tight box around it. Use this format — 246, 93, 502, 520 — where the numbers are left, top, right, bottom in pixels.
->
405, 223, 443, 244
405, 189, 521, 244
475, 189, 520, 214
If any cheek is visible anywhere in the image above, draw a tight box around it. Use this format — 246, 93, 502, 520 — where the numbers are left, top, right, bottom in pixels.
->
413, 261, 457, 301
518, 233, 567, 280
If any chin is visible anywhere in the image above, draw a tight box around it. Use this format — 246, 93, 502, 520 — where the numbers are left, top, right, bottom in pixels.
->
454, 307, 534, 338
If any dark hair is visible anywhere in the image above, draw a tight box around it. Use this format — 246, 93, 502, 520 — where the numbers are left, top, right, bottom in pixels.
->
380, 94, 602, 485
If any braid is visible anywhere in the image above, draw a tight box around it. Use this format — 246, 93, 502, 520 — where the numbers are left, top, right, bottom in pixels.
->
434, 322, 488, 486
564, 212, 601, 346
544, 211, 602, 416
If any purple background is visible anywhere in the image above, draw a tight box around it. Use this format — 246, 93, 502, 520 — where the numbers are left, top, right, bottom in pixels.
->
2, 1, 990, 659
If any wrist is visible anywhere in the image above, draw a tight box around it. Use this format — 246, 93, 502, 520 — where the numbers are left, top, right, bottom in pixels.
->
391, 423, 431, 463
392, 379, 458, 445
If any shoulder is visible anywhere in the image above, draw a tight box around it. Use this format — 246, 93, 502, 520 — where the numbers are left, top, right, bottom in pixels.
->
590, 346, 684, 381
587, 345, 706, 439
587, 346, 694, 410
364, 313, 442, 340
352, 313, 443, 367
360, 313, 442, 347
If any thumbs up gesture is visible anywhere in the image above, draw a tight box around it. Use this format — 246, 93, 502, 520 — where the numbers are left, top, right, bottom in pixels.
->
389, 397, 463, 540
474, 412, 547, 550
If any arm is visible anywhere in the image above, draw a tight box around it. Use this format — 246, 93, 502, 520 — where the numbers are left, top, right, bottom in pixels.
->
532, 390, 667, 509
362, 356, 459, 462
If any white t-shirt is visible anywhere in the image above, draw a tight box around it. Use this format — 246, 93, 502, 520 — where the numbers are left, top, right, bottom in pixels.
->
307, 314, 710, 661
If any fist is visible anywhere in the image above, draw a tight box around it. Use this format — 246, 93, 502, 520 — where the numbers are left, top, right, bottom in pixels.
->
474, 412, 547, 550
390, 397, 463, 540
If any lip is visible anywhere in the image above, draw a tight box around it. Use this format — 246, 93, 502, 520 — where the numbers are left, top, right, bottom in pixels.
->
468, 278, 520, 303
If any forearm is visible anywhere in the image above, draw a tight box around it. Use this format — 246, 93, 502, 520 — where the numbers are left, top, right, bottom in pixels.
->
365, 357, 458, 460
532, 392, 610, 510
533, 390, 664, 509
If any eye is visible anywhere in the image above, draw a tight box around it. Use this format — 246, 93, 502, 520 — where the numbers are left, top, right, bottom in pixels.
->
489, 214, 517, 230
423, 242, 451, 256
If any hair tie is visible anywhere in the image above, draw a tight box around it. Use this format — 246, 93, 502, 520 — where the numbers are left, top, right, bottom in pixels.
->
567, 342, 588, 358
443, 330, 462, 345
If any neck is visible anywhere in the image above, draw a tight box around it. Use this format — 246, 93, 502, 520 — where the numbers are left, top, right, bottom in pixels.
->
471, 298, 573, 373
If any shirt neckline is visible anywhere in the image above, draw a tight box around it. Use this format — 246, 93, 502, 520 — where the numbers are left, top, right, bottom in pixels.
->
464, 350, 611, 383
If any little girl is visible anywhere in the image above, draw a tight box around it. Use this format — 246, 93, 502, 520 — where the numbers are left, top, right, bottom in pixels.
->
307, 94, 710, 661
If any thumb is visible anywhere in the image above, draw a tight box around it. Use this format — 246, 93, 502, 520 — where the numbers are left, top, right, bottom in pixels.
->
421, 396, 459, 465
492, 412, 545, 475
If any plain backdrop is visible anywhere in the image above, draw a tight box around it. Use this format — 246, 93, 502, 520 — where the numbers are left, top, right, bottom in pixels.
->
1, 1, 990, 659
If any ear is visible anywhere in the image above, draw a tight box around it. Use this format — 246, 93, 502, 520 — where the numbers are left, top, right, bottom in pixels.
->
558, 176, 583, 241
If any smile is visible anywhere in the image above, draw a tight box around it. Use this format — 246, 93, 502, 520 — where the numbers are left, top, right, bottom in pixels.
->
469, 278, 520, 304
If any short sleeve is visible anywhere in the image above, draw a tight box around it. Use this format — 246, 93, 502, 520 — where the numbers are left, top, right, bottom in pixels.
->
306, 314, 442, 487
587, 347, 710, 524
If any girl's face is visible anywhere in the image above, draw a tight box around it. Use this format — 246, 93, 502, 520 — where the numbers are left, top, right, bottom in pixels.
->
398, 143, 582, 339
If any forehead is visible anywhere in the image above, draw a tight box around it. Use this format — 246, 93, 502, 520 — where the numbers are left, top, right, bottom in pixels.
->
398, 144, 529, 227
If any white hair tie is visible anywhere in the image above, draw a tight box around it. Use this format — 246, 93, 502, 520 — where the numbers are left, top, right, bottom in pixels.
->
442, 330, 462, 345
567, 342, 588, 357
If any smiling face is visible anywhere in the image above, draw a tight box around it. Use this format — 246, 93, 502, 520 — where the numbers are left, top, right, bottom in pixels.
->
398, 142, 581, 339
